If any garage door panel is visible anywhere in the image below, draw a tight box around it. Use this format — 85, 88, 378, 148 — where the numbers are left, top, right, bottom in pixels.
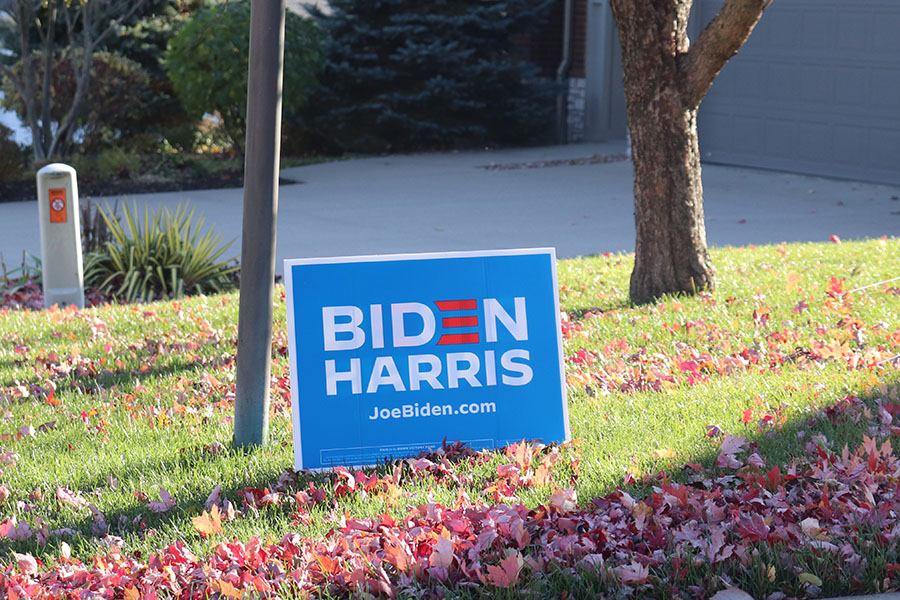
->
799, 66, 833, 103
713, 59, 765, 99
796, 123, 831, 163
832, 126, 867, 167
697, 0, 900, 184
872, 14, 900, 52
758, 9, 802, 49
871, 68, 900, 110
837, 13, 869, 51
700, 113, 734, 150
732, 116, 766, 155
767, 63, 800, 101
870, 129, 900, 170
834, 67, 869, 107
799, 12, 836, 50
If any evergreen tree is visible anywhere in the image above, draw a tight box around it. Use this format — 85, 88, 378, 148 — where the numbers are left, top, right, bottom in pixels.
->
309, 0, 554, 153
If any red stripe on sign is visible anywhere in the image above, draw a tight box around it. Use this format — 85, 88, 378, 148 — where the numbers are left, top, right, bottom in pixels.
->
442, 316, 478, 328
435, 299, 477, 311
437, 333, 480, 345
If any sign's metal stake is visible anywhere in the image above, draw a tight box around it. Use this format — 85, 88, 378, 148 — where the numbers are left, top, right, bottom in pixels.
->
234, 0, 286, 448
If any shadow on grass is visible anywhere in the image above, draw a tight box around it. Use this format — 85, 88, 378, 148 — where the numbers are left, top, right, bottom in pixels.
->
0, 337, 237, 401
0, 441, 297, 560
573, 368, 900, 503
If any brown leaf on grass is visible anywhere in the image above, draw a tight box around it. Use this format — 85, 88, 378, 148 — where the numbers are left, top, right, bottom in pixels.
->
147, 488, 176, 513
205, 485, 222, 510
192, 505, 223, 538
56, 487, 88, 511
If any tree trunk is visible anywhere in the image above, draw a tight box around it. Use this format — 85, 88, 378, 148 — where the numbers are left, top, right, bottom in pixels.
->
609, 0, 768, 304
629, 100, 713, 304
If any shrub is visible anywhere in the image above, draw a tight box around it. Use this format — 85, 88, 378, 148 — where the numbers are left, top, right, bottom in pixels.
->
0, 123, 23, 183
307, 0, 555, 153
95, 147, 143, 180
0, 51, 154, 154
84, 202, 238, 303
80, 198, 120, 255
166, 1, 322, 153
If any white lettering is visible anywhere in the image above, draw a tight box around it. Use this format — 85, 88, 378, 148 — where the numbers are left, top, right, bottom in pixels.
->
485, 297, 528, 342
323, 306, 365, 351
408, 354, 444, 391
501, 349, 533, 386
446, 352, 482, 389
484, 350, 497, 386
370, 304, 385, 349
325, 358, 362, 395
366, 356, 406, 393
391, 302, 436, 347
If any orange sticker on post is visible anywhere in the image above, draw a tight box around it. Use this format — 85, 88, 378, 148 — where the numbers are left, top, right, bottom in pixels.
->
48, 188, 67, 223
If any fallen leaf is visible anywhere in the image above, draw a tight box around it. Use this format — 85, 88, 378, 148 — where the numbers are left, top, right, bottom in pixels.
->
799, 572, 823, 586
486, 552, 521, 587
429, 534, 454, 569
711, 587, 755, 600
192, 505, 223, 538
56, 486, 87, 511
205, 485, 222, 510
614, 560, 649, 585
550, 488, 577, 511
14, 552, 37, 576
148, 488, 176, 513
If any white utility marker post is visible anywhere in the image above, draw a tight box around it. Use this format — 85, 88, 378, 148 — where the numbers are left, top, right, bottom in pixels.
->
233, 0, 286, 448
36, 163, 85, 309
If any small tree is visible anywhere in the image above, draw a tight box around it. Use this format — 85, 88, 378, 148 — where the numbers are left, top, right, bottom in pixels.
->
308, 0, 554, 153
2, 51, 153, 154
610, 0, 769, 304
165, 1, 321, 154
0, 0, 149, 160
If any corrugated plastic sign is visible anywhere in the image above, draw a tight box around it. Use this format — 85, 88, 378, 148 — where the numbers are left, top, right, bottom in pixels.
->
284, 249, 569, 470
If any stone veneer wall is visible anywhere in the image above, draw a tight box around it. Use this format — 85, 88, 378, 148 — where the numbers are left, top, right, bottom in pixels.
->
567, 77, 586, 143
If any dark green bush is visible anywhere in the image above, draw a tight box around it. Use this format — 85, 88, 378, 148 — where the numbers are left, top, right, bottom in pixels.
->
0, 123, 23, 183
166, 1, 322, 153
83, 202, 238, 303
307, 0, 555, 153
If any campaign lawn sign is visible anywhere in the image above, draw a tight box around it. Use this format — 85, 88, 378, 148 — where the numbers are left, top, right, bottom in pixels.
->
284, 249, 569, 470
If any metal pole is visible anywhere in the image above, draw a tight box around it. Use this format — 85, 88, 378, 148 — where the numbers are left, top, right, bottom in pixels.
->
234, 0, 286, 448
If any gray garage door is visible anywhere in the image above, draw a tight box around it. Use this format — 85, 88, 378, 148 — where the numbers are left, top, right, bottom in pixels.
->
696, 0, 900, 185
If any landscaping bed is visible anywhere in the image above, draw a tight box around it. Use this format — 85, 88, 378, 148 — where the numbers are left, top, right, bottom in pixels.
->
1, 238, 900, 598
0, 154, 319, 204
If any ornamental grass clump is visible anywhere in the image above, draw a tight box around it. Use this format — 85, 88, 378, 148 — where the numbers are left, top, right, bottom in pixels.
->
83, 201, 238, 302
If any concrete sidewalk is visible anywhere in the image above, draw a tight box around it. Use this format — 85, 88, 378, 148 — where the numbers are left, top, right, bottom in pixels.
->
2, 141, 899, 273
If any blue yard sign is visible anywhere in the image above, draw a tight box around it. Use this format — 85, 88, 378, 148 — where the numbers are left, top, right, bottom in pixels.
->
284, 249, 569, 470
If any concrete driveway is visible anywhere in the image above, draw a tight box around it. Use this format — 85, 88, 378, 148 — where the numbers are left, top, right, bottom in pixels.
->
2, 141, 898, 273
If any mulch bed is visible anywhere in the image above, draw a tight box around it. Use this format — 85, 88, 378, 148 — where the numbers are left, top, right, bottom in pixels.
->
0, 173, 300, 204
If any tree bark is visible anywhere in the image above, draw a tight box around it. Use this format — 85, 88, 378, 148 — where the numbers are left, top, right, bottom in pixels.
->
609, 0, 768, 305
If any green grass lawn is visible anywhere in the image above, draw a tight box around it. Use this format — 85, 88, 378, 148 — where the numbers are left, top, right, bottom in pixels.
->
2, 238, 900, 598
